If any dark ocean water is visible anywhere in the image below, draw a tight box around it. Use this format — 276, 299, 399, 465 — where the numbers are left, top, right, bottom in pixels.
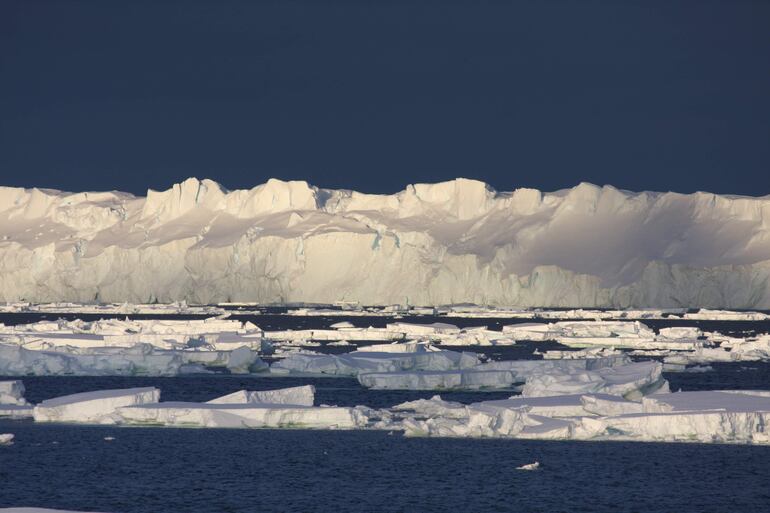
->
2, 365, 770, 513
2, 422, 770, 513
2, 312, 770, 512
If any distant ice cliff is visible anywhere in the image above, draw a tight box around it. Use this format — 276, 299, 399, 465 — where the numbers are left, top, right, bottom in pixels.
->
0, 177, 768, 307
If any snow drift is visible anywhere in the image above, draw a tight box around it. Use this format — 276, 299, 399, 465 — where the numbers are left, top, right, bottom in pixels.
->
1, 177, 769, 307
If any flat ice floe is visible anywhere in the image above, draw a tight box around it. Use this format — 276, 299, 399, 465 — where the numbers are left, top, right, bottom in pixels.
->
6, 375, 770, 443
0, 317, 269, 376
393, 390, 770, 443
115, 383, 366, 429
520, 361, 669, 400
2, 313, 770, 378
358, 369, 518, 390
33, 387, 160, 424
270, 348, 481, 376
116, 402, 369, 429
206, 385, 315, 406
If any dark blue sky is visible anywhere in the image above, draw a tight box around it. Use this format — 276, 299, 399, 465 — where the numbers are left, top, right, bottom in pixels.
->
1, 0, 769, 196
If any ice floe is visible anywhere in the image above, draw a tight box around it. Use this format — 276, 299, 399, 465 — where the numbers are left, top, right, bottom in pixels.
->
358, 369, 518, 390
116, 402, 369, 429
5, 374, 770, 444
520, 361, 669, 400
33, 387, 160, 424
391, 389, 770, 443
271, 348, 482, 377
0, 318, 269, 376
207, 385, 315, 406
0, 380, 28, 405
0, 380, 33, 419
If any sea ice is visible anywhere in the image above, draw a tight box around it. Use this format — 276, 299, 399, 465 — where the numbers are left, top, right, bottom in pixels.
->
270, 349, 481, 376
0, 380, 28, 405
520, 361, 668, 400
117, 402, 369, 429
358, 369, 517, 390
0, 404, 34, 419
207, 385, 315, 406
33, 387, 160, 424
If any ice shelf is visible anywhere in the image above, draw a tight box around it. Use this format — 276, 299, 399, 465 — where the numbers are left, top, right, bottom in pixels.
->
1, 178, 769, 308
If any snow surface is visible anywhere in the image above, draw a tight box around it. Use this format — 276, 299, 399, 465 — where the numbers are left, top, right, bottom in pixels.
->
2, 178, 770, 307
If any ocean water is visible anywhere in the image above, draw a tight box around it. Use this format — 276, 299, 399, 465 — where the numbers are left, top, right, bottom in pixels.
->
2, 312, 770, 512
2, 421, 770, 513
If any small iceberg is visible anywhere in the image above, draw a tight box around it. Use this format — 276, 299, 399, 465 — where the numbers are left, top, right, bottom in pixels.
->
516, 461, 540, 471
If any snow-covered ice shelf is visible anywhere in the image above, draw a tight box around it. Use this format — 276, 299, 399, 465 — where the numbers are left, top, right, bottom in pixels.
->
1, 178, 770, 308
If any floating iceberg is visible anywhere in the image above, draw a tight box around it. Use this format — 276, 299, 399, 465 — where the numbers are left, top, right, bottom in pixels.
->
0, 343, 184, 376
0, 380, 33, 419
33, 387, 160, 424
521, 361, 668, 400
207, 385, 315, 406
116, 402, 369, 429
0, 433, 13, 445
0, 380, 28, 405
358, 369, 517, 390
394, 389, 770, 443
270, 349, 481, 376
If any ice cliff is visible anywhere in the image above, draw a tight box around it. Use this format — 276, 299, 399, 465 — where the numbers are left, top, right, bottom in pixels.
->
0, 177, 769, 308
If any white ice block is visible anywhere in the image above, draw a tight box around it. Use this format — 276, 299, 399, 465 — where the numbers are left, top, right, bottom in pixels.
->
33, 387, 160, 424
521, 361, 668, 400
358, 369, 517, 390
117, 402, 368, 429
0, 405, 34, 419
0, 380, 27, 405
207, 385, 315, 406
271, 349, 481, 377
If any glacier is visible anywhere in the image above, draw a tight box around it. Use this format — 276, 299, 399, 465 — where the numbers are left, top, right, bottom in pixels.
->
0, 177, 769, 307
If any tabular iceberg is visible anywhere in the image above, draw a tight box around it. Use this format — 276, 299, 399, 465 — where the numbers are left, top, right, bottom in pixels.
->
206, 385, 315, 406
1, 178, 769, 308
116, 402, 369, 429
33, 387, 160, 424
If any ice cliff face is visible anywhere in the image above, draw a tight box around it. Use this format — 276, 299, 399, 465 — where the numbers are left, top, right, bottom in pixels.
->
0, 177, 769, 308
